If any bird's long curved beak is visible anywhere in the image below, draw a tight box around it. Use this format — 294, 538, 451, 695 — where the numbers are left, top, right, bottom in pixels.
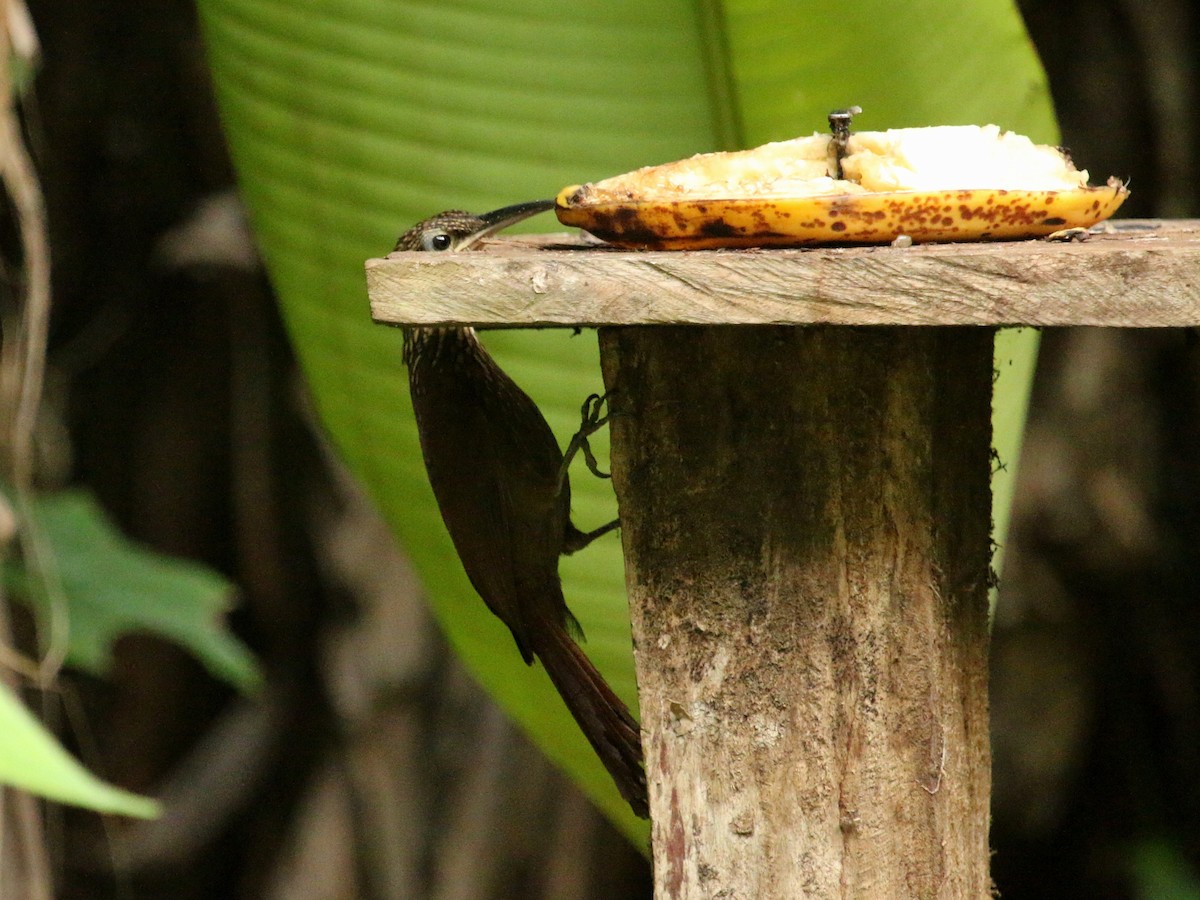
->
459, 198, 556, 249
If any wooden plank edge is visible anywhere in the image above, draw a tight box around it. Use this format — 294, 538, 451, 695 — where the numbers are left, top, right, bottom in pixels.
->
365, 220, 1200, 328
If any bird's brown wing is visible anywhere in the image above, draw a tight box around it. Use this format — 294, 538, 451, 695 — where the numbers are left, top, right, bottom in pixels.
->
410, 357, 535, 657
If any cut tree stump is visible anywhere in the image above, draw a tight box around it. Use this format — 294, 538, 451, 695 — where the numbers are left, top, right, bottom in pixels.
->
365, 220, 1200, 898
599, 325, 992, 898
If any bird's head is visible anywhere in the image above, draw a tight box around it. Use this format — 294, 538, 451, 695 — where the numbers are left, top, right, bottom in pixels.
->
392, 199, 555, 252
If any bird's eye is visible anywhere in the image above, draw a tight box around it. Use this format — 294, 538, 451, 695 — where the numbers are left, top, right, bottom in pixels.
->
423, 231, 454, 252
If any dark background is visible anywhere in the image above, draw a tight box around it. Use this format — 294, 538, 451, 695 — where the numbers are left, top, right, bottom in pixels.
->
14, 0, 1200, 895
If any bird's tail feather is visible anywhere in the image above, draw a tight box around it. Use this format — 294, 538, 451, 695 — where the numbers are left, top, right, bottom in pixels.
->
532, 624, 648, 818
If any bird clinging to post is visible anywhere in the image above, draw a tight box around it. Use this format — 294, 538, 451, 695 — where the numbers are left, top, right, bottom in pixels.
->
393, 202, 648, 817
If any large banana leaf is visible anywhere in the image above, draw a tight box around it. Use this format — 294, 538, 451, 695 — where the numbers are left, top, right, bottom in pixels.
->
197, 0, 1054, 843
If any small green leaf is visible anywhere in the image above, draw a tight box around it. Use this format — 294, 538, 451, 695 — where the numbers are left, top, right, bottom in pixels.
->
7, 491, 260, 692
0, 682, 159, 818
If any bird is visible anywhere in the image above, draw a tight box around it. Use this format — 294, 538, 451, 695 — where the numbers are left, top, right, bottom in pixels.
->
393, 202, 648, 818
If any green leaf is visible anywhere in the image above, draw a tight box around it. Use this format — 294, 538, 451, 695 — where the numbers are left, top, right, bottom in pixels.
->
722, 4, 1057, 143
1130, 838, 1200, 900
196, 0, 1055, 842
7, 491, 259, 692
992, 327, 1040, 590
0, 681, 159, 818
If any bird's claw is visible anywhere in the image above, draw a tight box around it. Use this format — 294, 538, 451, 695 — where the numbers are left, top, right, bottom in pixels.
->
577, 393, 612, 480
557, 391, 615, 496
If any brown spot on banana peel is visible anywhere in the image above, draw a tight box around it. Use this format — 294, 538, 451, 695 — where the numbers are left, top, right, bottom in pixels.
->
554, 181, 1129, 249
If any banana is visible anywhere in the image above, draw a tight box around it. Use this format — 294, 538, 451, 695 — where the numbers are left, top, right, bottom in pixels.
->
555, 125, 1127, 249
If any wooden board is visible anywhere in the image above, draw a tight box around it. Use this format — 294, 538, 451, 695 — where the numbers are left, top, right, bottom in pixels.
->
366, 220, 1200, 328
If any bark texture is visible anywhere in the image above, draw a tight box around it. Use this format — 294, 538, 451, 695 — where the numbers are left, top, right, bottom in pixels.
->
600, 325, 993, 898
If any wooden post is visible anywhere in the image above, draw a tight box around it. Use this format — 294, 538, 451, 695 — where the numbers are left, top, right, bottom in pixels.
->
364, 220, 1200, 897
599, 325, 992, 897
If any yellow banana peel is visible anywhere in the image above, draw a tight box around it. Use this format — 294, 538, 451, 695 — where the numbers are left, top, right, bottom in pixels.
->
555, 125, 1128, 249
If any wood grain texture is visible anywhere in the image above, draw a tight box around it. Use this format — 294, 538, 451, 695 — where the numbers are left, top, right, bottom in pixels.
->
367, 220, 1200, 328
600, 326, 994, 898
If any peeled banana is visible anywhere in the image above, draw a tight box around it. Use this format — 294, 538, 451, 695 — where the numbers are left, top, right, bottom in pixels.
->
555, 124, 1127, 249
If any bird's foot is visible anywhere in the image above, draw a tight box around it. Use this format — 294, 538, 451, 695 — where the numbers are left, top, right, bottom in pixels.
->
557, 392, 614, 495
563, 517, 620, 555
